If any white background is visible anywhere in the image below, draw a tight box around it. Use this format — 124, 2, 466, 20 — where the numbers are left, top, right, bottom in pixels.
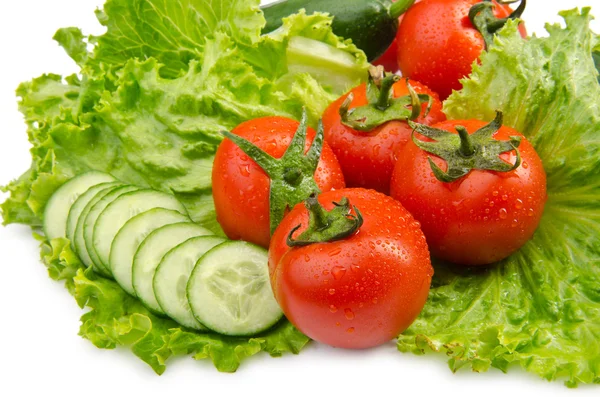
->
0, 0, 598, 396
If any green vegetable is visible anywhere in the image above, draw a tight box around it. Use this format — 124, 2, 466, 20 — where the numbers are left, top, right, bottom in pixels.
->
262, 0, 415, 61
40, 237, 308, 373
1, 0, 368, 373
399, 9, 600, 387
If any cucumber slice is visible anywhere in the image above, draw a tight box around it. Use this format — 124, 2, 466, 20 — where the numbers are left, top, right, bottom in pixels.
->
43, 171, 115, 240
133, 223, 212, 314
66, 182, 121, 248
93, 189, 189, 272
187, 241, 283, 336
83, 185, 141, 276
154, 236, 226, 330
74, 184, 130, 270
110, 209, 189, 296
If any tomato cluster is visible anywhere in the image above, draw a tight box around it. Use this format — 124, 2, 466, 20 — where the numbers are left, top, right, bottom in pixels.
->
212, 0, 545, 350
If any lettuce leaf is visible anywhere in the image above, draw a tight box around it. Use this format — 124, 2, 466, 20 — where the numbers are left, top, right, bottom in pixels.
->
1, 0, 369, 372
2, 0, 368, 230
398, 9, 600, 387
41, 237, 308, 373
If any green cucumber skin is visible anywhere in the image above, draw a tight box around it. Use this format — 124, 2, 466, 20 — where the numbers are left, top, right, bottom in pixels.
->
262, 0, 397, 61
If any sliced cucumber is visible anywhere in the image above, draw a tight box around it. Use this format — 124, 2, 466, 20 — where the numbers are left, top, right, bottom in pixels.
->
187, 241, 283, 336
154, 236, 226, 330
74, 184, 129, 270
66, 182, 121, 248
93, 189, 189, 272
83, 185, 140, 276
133, 223, 212, 314
43, 171, 115, 240
110, 209, 190, 296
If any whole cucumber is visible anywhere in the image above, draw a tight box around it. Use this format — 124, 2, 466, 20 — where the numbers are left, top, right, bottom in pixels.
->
262, 0, 414, 61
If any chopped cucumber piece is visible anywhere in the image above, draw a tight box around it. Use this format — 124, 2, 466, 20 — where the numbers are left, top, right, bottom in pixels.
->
83, 185, 140, 276
110, 209, 189, 296
74, 185, 132, 270
187, 241, 283, 336
43, 171, 115, 240
154, 236, 225, 330
66, 182, 121, 248
133, 223, 212, 314
93, 189, 189, 273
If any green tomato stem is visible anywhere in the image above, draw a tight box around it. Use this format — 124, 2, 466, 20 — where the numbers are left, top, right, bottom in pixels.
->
390, 0, 416, 20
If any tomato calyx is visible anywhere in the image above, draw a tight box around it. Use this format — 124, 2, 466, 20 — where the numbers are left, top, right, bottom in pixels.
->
287, 194, 363, 247
340, 67, 432, 132
410, 111, 523, 183
221, 109, 323, 235
469, 0, 527, 49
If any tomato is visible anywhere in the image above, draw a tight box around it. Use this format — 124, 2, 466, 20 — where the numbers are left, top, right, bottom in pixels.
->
212, 116, 345, 248
390, 116, 547, 266
372, 0, 423, 72
269, 188, 433, 349
372, 38, 399, 73
323, 78, 445, 195
397, 0, 527, 100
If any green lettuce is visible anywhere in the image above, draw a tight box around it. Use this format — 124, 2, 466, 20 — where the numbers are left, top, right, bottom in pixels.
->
398, 9, 600, 387
1, 0, 368, 372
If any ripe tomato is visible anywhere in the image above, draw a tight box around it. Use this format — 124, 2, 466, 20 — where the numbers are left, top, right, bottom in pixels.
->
269, 188, 433, 349
212, 116, 345, 248
322, 78, 445, 195
390, 117, 547, 266
372, 38, 399, 73
397, 0, 527, 99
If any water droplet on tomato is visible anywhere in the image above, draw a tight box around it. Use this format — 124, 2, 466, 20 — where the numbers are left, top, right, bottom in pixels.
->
502, 194, 508, 201
511, 219, 519, 228
522, 161, 529, 169
328, 247, 342, 257
515, 199, 524, 209
527, 208, 535, 217
492, 191, 499, 197
330, 305, 337, 313
344, 308, 355, 320
329, 288, 336, 295
499, 208, 508, 219
239, 164, 251, 177
331, 266, 346, 280
322, 270, 330, 276
347, 327, 355, 334
304, 254, 311, 262
351, 264, 360, 272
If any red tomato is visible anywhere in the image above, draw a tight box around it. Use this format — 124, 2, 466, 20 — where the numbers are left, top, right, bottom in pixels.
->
322, 79, 445, 195
372, 38, 399, 73
397, 0, 527, 99
390, 118, 547, 266
212, 116, 345, 248
269, 188, 433, 349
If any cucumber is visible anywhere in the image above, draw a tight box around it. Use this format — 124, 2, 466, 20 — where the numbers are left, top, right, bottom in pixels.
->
262, 0, 414, 61
110, 209, 190, 296
133, 223, 212, 314
82, 185, 141, 276
43, 171, 115, 240
66, 182, 121, 247
93, 189, 189, 272
74, 184, 131, 270
154, 236, 226, 330
187, 241, 283, 336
